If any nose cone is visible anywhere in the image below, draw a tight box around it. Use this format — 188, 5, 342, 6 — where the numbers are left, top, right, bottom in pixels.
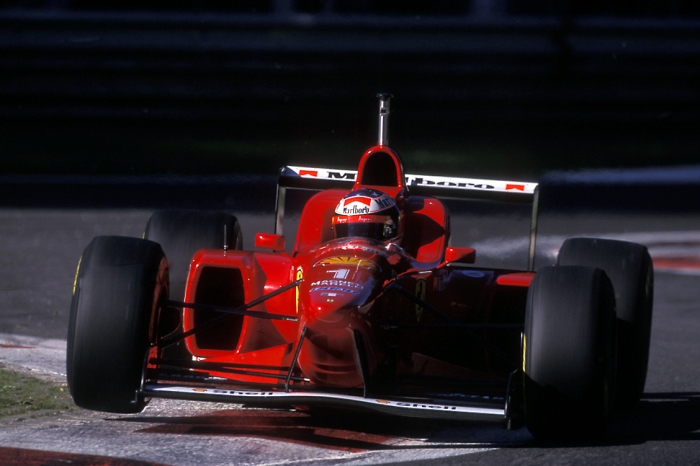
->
302, 255, 382, 325
299, 325, 368, 388
297, 253, 387, 387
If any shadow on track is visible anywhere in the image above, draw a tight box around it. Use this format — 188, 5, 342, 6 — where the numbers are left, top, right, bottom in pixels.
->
113, 407, 520, 453
606, 392, 700, 444
108, 393, 700, 453
516, 392, 700, 449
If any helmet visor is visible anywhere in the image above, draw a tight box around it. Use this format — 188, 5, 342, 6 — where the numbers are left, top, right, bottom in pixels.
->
335, 221, 387, 241
333, 214, 395, 241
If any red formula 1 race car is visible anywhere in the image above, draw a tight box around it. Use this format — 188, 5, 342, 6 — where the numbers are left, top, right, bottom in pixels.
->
67, 95, 653, 441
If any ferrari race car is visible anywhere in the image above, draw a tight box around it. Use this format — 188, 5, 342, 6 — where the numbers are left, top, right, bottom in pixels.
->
67, 95, 653, 441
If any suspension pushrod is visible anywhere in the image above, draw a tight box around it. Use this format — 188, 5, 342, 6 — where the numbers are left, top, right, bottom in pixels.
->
159, 279, 301, 348
166, 300, 297, 322
285, 326, 307, 393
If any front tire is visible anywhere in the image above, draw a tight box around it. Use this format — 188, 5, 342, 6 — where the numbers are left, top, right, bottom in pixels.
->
67, 236, 168, 413
523, 265, 617, 441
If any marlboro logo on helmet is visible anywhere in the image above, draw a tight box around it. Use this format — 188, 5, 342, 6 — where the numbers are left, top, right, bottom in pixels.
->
333, 188, 402, 243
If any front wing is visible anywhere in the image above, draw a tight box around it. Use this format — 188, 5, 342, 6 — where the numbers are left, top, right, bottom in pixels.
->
143, 383, 507, 422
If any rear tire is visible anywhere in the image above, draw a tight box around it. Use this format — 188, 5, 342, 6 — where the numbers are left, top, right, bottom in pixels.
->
144, 210, 242, 356
523, 265, 617, 441
67, 236, 168, 413
558, 237, 653, 407
144, 209, 242, 302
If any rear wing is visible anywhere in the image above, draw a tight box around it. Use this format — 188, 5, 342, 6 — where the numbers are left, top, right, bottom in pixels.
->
276, 166, 540, 270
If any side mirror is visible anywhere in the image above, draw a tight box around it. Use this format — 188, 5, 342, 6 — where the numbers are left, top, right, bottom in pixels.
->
255, 233, 286, 251
445, 247, 476, 264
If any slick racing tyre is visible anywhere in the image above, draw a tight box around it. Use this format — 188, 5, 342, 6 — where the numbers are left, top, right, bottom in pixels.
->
67, 236, 168, 413
557, 237, 653, 407
144, 210, 243, 356
523, 265, 617, 441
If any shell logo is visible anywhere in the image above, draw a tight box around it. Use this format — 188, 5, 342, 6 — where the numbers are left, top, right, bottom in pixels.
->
317, 256, 377, 268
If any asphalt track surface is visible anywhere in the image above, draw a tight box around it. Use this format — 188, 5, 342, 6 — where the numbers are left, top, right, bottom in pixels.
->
0, 207, 699, 465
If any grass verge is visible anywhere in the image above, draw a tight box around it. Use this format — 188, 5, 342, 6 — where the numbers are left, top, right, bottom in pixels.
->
0, 365, 73, 421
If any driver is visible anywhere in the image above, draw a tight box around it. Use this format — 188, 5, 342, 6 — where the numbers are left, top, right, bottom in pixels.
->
332, 188, 403, 244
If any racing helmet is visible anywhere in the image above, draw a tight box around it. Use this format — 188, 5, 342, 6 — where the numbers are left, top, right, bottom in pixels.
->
332, 188, 403, 243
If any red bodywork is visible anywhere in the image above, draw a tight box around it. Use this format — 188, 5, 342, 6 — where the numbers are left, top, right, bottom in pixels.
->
175, 145, 534, 394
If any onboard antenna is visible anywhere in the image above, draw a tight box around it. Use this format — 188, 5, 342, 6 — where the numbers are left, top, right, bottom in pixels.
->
377, 93, 393, 146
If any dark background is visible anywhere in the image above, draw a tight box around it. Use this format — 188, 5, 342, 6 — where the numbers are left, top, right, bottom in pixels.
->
1, 0, 699, 211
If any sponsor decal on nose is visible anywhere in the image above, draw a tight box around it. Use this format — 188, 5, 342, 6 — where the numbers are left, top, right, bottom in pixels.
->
327, 269, 349, 279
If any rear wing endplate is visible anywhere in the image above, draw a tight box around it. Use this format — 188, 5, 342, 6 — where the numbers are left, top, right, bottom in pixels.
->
276, 166, 540, 270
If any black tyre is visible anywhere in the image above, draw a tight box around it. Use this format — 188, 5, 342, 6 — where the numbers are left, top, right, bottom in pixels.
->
523, 265, 617, 441
67, 236, 168, 413
144, 209, 242, 302
558, 237, 653, 407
